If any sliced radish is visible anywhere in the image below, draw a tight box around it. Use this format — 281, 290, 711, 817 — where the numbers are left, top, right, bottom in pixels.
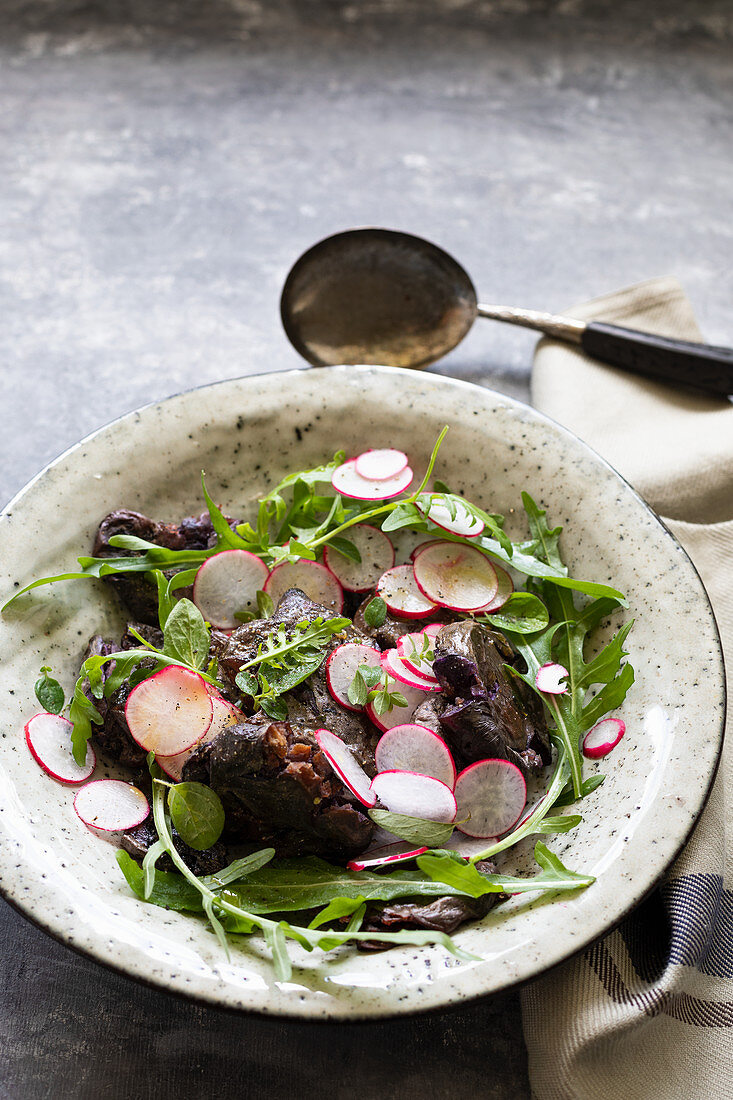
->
370, 771, 456, 822
376, 564, 438, 619
315, 728, 377, 807
354, 448, 408, 481
380, 648, 440, 692
454, 759, 527, 838
25, 712, 96, 784
365, 677, 432, 732
583, 717, 626, 759
421, 622, 444, 639
192, 549, 269, 630
413, 542, 498, 612
325, 642, 382, 711
397, 631, 436, 679
159, 695, 245, 780
474, 563, 514, 613
535, 663, 569, 695
331, 458, 413, 501
74, 780, 149, 832
409, 539, 443, 562
347, 843, 428, 871
375, 724, 456, 788
125, 666, 213, 757
264, 559, 344, 612
418, 495, 484, 538
323, 524, 395, 592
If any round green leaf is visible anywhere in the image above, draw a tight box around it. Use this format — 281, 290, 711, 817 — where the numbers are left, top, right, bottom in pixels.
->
168, 782, 225, 851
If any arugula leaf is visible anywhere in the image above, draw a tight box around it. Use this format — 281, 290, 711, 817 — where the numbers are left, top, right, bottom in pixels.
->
234, 615, 350, 714
264, 922, 293, 982
381, 502, 426, 533
34, 667, 65, 714
116, 850, 204, 911
221, 856, 479, 913
142, 839, 166, 898
418, 842, 595, 897
69, 682, 103, 766
200, 472, 249, 550
166, 782, 226, 851
307, 896, 368, 930
554, 773, 605, 808
202, 849, 276, 889
485, 592, 549, 634
326, 537, 361, 564
151, 568, 198, 630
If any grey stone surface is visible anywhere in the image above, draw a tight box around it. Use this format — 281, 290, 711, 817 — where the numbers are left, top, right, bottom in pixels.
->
0, 0, 731, 1096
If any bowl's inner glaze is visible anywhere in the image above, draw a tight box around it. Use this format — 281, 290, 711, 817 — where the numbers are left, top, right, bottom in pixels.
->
0, 367, 724, 1018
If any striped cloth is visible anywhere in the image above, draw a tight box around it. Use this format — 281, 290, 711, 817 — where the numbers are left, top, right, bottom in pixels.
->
522, 278, 733, 1099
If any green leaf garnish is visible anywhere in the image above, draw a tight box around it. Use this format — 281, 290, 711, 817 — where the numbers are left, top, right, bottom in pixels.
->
363, 596, 387, 628
34, 667, 65, 714
166, 781, 226, 851
162, 598, 210, 670
368, 809, 454, 848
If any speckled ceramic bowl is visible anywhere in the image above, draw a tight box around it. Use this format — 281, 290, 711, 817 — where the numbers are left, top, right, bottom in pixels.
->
0, 366, 724, 1018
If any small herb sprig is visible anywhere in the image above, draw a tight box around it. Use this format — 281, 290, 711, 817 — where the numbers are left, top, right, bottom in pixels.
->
234, 616, 350, 719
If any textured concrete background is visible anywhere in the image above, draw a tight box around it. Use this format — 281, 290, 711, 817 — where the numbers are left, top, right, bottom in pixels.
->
1, 1, 731, 1096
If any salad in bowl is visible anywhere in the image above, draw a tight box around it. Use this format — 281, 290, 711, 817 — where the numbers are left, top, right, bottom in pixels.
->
7, 427, 634, 981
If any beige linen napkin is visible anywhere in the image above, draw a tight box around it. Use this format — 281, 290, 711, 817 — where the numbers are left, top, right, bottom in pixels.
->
521, 278, 733, 1100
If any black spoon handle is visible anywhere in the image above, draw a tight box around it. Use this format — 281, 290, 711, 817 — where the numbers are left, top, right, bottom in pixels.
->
581, 322, 733, 397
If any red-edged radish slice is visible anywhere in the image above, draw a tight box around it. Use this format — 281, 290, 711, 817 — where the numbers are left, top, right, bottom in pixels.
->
370, 770, 456, 822
192, 549, 269, 629
25, 712, 96, 784
365, 677, 432, 732
323, 524, 395, 592
332, 458, 413, 501
354, 448, 408, 481
125, 666, 213, 757
397, 631, 436, 679
315, 728, 377, 807
535, 663, 569, 694
347, 844, 428, 871
413, 542, 498, 612
375, 724, 456, 788
454, 759, 526, 838
421, 622, 444, 639
417, 495, 484, 538
264, 559, 344, 612
376, 564, 438, 619
474, 562, 514, 613
583, 717, 626, 759
380, 648, 440, 691
409, 538, 443, 562
326, 642, 382, 711
74, 780, 149, 832
159, 695, 245, 781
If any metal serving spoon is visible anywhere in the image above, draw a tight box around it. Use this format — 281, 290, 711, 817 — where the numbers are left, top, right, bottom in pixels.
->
281, 228, 733, 397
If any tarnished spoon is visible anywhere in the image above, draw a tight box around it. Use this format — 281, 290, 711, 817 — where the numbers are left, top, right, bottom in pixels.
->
280, 228, 733, 396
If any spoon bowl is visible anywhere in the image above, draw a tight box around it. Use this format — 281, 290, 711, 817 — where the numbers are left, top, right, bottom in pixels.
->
280, 228, 478, 368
